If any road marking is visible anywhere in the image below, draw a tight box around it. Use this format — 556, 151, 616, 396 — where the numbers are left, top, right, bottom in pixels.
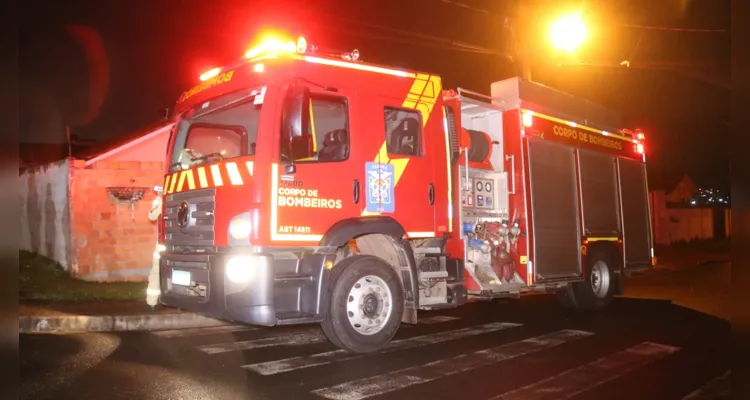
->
197, 330, 325, 354
311, 329, 593, 400
682, 370, 730, 400
491, 341, 680, 400
152, 325, 259, 338
244, 322, 522, 375
418, 316, 460, 324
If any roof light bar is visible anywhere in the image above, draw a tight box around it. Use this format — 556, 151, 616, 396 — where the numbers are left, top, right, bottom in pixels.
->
199, 67, 221, 82
303, 55, 414, 78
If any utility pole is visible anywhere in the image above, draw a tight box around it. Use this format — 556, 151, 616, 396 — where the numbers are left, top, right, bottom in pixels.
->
66, 125, 72, 158
504, 0, 533, 82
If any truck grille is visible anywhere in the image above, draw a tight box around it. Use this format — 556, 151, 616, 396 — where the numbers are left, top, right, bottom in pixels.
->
164, 188, 216, 251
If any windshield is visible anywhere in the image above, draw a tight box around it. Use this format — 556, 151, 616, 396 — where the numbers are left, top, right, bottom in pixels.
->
169, 87, 263, 172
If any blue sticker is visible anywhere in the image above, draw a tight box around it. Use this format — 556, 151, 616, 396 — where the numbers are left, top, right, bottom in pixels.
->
365, 162, 395, 213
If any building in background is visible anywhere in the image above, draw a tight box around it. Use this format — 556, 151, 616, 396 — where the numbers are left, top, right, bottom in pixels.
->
20, 121, 173, 282
649, 173, 730, 245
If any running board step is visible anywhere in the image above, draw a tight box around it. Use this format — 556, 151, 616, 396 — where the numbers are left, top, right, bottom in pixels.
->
276, 311, 320, 325
273, 274, 315, 290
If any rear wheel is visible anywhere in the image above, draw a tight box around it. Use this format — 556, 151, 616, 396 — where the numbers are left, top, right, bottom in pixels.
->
556, 249, 617, 310
321, 255, 404, 353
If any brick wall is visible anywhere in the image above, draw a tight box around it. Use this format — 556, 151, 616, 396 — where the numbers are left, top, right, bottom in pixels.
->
69, 159, 164, 282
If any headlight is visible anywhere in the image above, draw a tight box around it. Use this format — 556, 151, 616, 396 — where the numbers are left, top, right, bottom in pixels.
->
226, 256, 256, 283
229, 213, 253, 240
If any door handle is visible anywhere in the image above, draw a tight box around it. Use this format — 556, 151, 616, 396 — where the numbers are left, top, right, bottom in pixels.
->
353, 179, 360, 204
428, 183, 435, 205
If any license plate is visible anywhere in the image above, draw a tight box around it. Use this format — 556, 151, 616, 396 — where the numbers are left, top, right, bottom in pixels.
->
171, 270, 191, 286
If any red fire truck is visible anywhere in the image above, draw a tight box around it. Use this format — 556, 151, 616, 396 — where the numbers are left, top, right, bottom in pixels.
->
158, 36, 654, 353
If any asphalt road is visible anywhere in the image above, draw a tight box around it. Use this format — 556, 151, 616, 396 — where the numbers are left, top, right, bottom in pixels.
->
20, 290, 730, 400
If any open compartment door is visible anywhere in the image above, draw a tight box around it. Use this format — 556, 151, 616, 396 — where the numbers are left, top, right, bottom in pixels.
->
617, 158, 653, 269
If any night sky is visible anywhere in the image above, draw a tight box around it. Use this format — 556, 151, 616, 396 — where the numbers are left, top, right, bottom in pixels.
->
20, 0, 729, 190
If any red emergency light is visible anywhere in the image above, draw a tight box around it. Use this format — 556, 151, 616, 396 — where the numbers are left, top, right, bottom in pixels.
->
199, 67, 221, 81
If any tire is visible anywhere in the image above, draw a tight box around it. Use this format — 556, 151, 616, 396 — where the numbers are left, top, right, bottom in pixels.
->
555, 249, 617, 311
573, 249, 617, 310
321, 255, 404, 354
555, 284, 579, 309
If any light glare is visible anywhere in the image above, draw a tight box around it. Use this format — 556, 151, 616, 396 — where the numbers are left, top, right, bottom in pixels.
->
550, 14, 587, 52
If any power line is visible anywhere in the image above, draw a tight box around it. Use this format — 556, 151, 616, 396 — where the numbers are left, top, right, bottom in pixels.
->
620, 24, 727, 33
439, 0, 728, 34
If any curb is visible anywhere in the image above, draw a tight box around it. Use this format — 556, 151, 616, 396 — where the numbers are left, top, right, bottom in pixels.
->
19, 312, 228, 334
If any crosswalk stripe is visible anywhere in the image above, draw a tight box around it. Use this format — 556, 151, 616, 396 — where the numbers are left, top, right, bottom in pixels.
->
311, 329, 593, 400
682, 370, 730, 400
198, 330, 324, 355
490, 341, 680, 400
152, 325, 258, 338
244, 322, 522, 376
418, 316, 460, 324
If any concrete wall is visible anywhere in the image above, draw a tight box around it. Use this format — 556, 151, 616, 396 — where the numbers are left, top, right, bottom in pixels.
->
68, 159, 164, 282
19, 159, 71, 268
650, 190, 731, 245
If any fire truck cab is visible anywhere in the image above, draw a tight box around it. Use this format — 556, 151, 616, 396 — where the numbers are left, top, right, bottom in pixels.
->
159, 37, 653, 353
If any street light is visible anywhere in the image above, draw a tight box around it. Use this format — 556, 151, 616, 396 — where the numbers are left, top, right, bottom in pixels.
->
549, 13, 587, 52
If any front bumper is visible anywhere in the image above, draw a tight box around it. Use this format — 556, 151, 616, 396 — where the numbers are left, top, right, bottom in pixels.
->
159, 252, 277, 326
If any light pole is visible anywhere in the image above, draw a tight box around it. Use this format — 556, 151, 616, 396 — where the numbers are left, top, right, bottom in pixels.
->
507, 8, 589, 82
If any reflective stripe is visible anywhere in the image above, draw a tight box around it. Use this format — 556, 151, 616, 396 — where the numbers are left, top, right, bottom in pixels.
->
197, 167, 209, 188
168, 172, 178, 193
442, 110, 453, 232
163, 175, 171, 193
302, 55, 415, 78
176, 171, 188, 192
225, 162, 243, 185
245, 161, 254, 176
185, 169, 196, 190
406, 232, 435, 238
210, 164, 224, 186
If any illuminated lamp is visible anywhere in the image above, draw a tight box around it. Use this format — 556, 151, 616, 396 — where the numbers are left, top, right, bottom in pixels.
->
522, 110, 533, 127
200, 67, 221, 81
253, 63, 265, 73
245, 38, 296, 59
635, 143, 644, 154
297, 36, 307, 53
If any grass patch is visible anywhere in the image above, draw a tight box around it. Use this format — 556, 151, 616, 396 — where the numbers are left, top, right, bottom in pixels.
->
20, 250, 146, 301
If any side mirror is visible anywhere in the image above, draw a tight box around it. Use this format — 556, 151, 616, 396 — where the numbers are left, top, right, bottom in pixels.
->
285, 83, 311, 143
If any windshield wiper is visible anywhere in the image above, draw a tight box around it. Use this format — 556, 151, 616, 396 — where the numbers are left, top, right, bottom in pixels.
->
193, 152, 225, 163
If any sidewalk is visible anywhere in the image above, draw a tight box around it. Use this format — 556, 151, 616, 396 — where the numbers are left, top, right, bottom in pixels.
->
623, 259, 731, 321
652, 245, 730, 271
20, 300, 228, 334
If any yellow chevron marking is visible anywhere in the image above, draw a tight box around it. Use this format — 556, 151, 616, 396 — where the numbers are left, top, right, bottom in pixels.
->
361, 73, 442, 216
163, 175, 171, 194
210, 164, 224, 186
167, 173, 178, 194
185, 169, 196, 190
246, 161, 254, 176
176, 171, 188, 192
197, 167, 208, 188
225, 162, 243, 185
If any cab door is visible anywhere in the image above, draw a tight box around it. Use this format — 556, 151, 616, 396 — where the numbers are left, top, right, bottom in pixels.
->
369, 99, 436, 238
272, 87, 363, 243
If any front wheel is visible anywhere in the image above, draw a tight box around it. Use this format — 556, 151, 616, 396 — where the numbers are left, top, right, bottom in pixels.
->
321, 255, 404, 354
